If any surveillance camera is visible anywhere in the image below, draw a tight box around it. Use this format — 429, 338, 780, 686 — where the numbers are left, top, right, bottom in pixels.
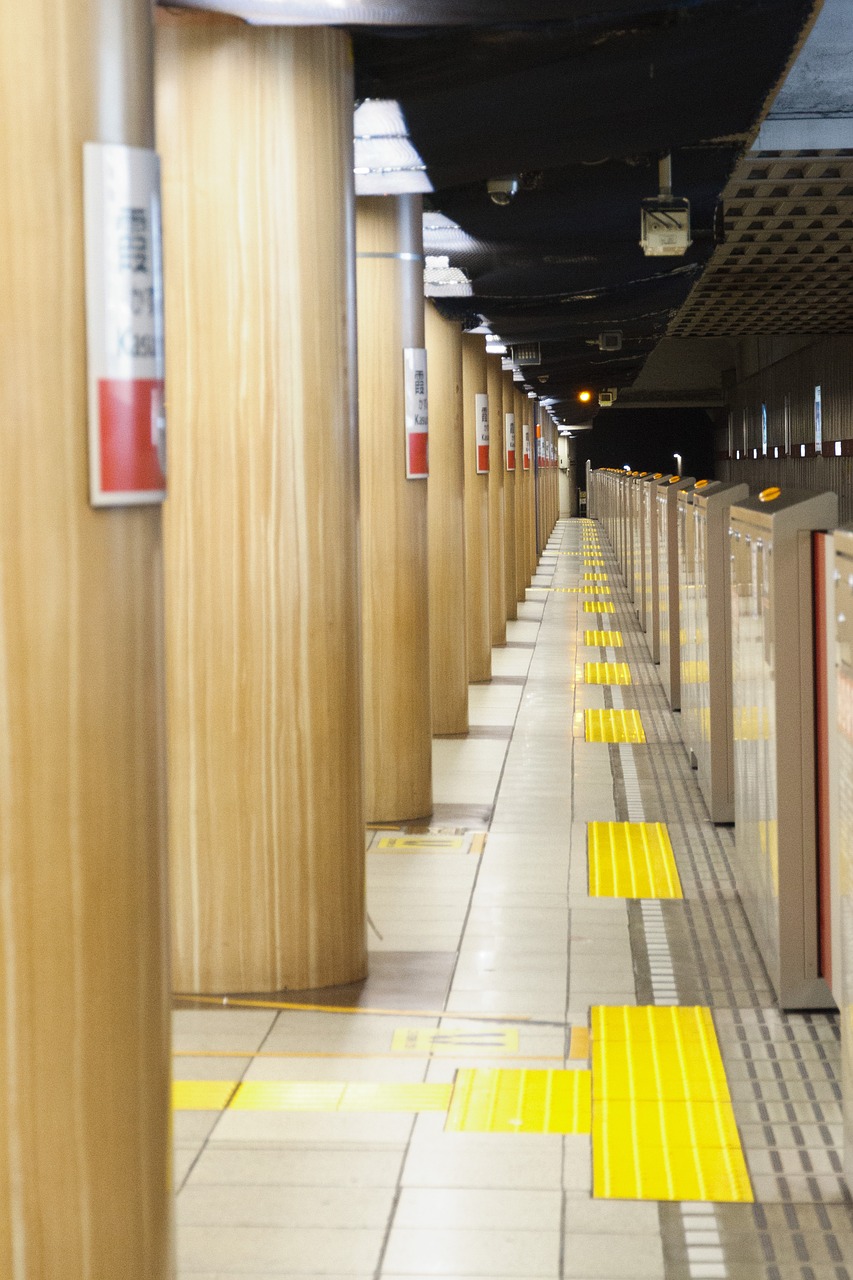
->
487, 176, 520, 206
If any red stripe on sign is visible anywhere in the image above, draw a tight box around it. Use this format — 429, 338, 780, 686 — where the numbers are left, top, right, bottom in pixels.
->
99, 378, 165, 493
477, 444, 490, 473
408, 431, 429, 478
506, 449, 515, 471
523, 455, 530, 471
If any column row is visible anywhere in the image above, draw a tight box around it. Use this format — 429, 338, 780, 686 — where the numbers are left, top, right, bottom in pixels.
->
0, 10, 560, 1276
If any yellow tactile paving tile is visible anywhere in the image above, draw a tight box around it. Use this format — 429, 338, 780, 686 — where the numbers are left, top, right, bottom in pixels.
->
445, 1068, 591, 1134
591, 1038, 728, 1102
584, 630, 623, 647
591, 1005, 753, 1203
173, 1081, 238, 1111
584, 662, 632, 686
173, 1080, 452, 1112
594, 1141, 753, 1203
582, 584, 611, 594
230, 1082, 344, 1110
584, 559, 606, 566
583, 601, 615, 613
583, 574, 609, 581
594, 1098, 740, 1149
587, 822, 682, 899
585, 709, 646, 743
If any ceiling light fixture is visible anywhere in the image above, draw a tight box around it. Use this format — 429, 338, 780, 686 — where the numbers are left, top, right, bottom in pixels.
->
423, 254, 473, 298
354, 100, 433, 196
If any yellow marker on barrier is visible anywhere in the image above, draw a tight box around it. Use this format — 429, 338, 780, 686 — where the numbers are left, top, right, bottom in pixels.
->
591, 1006, 752, 1202
588, 822, 682, 898
445, 1068, 591, 1134
584, 663, 632, 686
585, 709, 646, 743
584, 630, 623, 647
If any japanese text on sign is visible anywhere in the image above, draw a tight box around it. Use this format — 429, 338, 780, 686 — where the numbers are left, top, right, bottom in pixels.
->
84, 143, 167, 506
404, 347, 429, 479
476, 393, 490, 474
505, 412, 516, 471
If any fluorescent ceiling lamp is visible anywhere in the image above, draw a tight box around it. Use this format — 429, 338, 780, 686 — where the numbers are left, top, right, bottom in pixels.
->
424, 255, 473, 298
423, 211, 483, 256
162, 0, 579, 22
354, 99, 433, 196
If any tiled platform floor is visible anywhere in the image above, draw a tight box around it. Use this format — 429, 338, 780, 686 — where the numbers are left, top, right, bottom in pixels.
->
173, 518, 853, 1279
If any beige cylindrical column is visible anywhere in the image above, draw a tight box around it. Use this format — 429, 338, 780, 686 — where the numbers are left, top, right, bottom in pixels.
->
536, 417, 545, 554
503, 374, 518, 621
358, 195, 432, 820
462, 336, 491, 682
515, 388, 530, 600
0, 1, 172, 1275
157, 16, 366, 992
426, 304, 468, 736
528, 404, 539, 578
487, 354, 507, 645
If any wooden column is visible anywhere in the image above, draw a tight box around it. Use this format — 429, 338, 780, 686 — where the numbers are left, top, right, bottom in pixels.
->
462, 336, 491, 682
503, 374, 518, 622
487, 354, 507, 645
358, 195, 432, 820
528, 403, 539, 578
426, 304, 468, 736
0, 0, 171, 1275
157, 17, 366, 992
515, 388, 530, 601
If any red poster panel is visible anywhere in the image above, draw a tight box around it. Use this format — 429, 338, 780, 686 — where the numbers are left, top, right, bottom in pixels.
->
84, 142, 167, 506
404, 347, 429, 479
475, 392, 489, 473
505, 413, 516, 471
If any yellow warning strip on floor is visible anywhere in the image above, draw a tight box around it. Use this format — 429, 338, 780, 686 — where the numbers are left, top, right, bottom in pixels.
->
445, 1068, 591, 1134
583, 601, 615, 614
584, 709, 646, 744
175, 994, 535, 1024
588, 822, 682, 899
591, 1005, 752, 1202
173, 1081, 238, 1111
584, 574, 609, 581
584, 630, 623, 647
585, 560, 606, 566
173, 1080, 452, 1113
584, 662, 632, 686
582, 584, 611, 594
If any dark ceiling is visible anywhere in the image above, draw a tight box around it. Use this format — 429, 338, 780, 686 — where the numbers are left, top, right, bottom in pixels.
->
352, 0, 820, 422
